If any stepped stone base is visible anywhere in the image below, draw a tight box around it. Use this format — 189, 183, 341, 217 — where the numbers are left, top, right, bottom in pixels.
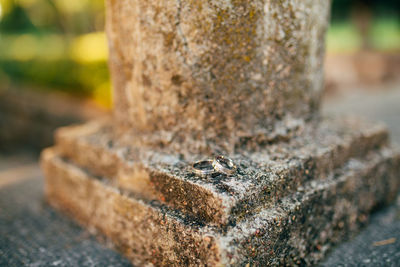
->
41, 116, 400, 266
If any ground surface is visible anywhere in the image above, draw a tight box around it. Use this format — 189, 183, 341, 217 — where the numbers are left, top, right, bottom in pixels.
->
1, 83, 400, 266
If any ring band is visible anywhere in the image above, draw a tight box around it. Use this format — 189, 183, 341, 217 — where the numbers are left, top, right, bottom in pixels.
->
212, 156, 237, 175
192, 160, 215, 177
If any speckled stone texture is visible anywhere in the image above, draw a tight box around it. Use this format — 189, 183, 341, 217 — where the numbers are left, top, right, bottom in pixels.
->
42, 135, 400, 266
40, 0, 400, 265
53, 116, 389, 226
106, 0, 330, 152
42, 115, 400, 265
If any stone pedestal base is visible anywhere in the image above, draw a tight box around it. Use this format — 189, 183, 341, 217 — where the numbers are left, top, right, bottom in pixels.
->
41, 117, 400, 266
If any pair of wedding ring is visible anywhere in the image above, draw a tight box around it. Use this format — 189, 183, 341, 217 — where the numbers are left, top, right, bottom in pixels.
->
192, 156, 237, 177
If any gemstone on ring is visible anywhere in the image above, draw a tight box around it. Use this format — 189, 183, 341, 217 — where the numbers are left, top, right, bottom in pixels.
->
212, 155, 237, 175
192, 160, 215, 177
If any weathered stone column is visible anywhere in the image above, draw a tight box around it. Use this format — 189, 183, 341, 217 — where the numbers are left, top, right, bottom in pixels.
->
41, 1, 400, 266
106, 0, 330, 151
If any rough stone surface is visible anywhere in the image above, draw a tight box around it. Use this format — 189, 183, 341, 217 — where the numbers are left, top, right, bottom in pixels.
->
106, 0, 330, 152
41, 145, 400, 266
42, 149, 222, 267
54, 116, 389, 226
38, 0, 400, 265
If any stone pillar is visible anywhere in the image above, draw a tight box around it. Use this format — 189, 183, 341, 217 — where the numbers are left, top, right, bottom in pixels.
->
106, 0, 330, 150
41, 1, 400, 266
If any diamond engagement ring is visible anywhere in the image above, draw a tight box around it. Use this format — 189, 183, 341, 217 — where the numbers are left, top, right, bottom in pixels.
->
192, 160, 215, 177
212, 155, 237, 175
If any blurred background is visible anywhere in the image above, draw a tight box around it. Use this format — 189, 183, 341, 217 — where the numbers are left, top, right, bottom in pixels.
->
0, 0, 399, 152
0, 0, 109, 106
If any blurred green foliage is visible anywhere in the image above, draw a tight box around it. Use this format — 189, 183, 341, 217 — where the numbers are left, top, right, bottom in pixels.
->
0, 0, 399, 107
326, 18, 400, 53
0, 0, 111, 107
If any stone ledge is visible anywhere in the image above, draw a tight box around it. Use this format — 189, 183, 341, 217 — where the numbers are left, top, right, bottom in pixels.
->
41, 146, 400, 266
54, 116, 389, 226
41, 148, 221, 266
